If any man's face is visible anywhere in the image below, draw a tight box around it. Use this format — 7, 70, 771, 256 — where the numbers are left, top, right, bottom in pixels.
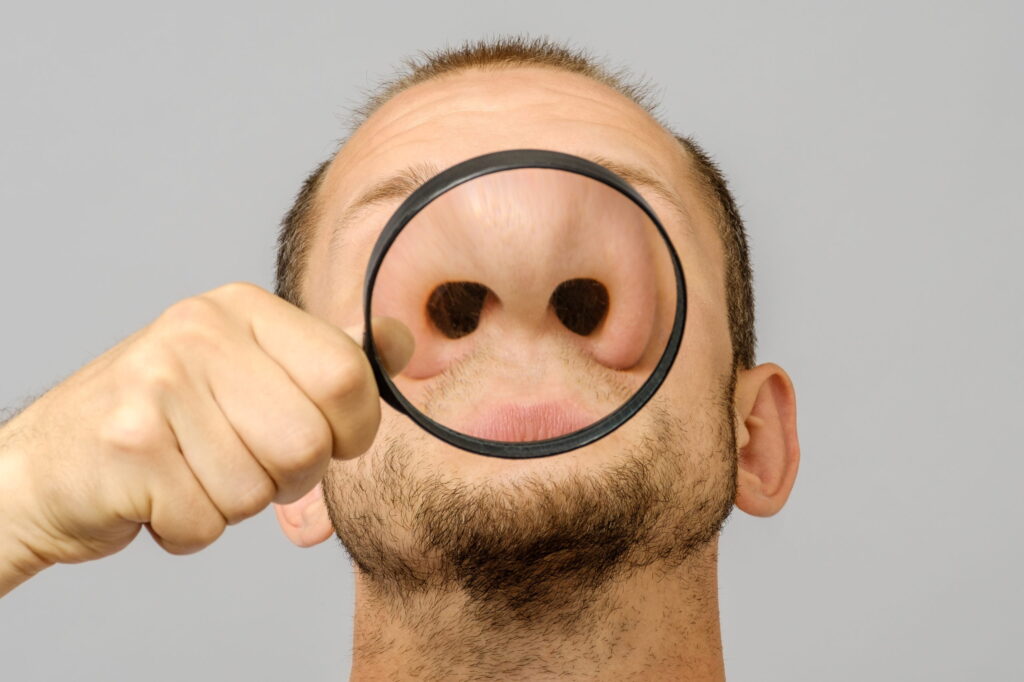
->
301, 67, 738, 619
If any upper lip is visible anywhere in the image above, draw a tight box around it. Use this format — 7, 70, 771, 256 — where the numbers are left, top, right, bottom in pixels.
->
458, 400, 596, 442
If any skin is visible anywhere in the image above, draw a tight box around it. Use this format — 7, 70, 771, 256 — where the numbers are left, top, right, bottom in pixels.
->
0, 289, 413, 590
0, 64, 799, 681
373, 169, 675, 430
278, 66, 801, 680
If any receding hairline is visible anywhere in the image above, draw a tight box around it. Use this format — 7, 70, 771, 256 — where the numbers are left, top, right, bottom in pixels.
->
300, 63, 729, 294
314, 62, 706, 251
345, 38, 661, 136
304, 62, 718, 262
331, 61, 684, 185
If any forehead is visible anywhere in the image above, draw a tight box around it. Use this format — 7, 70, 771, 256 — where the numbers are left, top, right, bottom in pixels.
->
331, 66, 688, 197
303, 66, 727, 329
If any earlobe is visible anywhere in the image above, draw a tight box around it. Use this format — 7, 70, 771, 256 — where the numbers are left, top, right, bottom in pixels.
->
274, 483, 335, 548
733, 363, 800, 518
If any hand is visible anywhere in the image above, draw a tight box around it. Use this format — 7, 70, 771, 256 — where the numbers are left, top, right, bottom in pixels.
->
0, 283, 412, 594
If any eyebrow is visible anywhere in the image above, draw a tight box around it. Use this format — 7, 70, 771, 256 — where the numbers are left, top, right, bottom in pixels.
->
586, 154, 692, 226
346, 161, 442, 217
328, 154, 691, 253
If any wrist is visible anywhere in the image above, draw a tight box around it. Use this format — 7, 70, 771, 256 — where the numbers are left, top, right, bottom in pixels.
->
0, 439, 52, 596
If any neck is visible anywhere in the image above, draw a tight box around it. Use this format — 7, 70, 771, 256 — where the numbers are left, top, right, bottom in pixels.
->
348, 542, 726, 681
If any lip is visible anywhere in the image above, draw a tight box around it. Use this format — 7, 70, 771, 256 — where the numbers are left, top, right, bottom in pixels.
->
459, 401, 596, 442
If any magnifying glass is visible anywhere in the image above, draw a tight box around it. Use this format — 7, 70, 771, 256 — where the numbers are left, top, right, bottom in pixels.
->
362, 149, 686, 458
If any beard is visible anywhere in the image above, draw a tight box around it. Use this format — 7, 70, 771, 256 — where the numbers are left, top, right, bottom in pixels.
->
322, 370, 738, 629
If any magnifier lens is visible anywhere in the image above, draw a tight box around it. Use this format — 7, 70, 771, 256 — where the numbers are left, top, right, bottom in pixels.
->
367, 161, 679, 453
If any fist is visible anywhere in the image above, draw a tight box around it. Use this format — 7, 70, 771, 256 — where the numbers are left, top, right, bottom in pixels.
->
0, 283, 412, 568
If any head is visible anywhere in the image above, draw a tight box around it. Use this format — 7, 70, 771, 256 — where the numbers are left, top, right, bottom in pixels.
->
273, 37, 799, 626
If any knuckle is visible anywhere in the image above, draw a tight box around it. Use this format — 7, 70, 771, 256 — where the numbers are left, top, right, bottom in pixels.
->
196, 515, 226, 547
313, 348, 372, 404
224, 478, 276, 525
148, 296, 232, 362
157, 296, 222, 336
156, 511, 224, 556
181, 513, 226, 553
160, 535, 199, 556
99, 403, 166, 454
338, 402, 381, 458
211, 281, 263, 303
119, 344, 184, 395
278, 419, 332, 473
274, 468, 326, 506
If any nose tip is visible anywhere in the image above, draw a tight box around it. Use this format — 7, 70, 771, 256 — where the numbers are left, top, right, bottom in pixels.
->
412, 273, 653, 377
393, 269, 656, 382
370, 168, 668, 383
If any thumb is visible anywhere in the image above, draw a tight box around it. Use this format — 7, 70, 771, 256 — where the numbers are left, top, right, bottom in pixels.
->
344, 316, 414, 377
274, 483, 333, 548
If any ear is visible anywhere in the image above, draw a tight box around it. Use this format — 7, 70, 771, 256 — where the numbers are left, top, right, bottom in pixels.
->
274, 483, 335, 548
733, 363, 800, 517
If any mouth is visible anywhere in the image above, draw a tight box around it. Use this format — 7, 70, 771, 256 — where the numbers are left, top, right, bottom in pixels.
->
459, 400, 597, 442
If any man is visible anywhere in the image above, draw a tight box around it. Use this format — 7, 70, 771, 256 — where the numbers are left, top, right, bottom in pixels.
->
0, 37, 800, 680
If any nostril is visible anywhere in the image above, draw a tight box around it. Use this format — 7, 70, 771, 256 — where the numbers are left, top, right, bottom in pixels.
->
550, 278, 609, 336
427, 281, 490, 339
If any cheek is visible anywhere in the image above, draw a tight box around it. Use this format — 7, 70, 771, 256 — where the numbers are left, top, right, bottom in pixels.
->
660, 269, 733, 406
308, 254, 373, 331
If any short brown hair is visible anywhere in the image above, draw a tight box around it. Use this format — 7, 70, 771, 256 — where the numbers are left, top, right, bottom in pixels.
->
275, 37, 756, 369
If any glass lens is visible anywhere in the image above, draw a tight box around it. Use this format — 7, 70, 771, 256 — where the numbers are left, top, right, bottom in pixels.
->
369, 167, 677, 444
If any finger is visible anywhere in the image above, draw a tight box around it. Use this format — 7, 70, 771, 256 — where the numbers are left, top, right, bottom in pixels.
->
163, 382, 278, 525
273, 483, 334, 548
205, 343, 366, 501
210, 286, 383, 461
144, 442, 227, 555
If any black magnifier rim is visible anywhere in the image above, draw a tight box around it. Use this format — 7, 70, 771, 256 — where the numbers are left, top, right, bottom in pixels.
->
362, 149, 687, 458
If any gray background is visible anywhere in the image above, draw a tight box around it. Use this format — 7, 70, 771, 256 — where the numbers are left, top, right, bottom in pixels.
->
1, 1, 1021, 680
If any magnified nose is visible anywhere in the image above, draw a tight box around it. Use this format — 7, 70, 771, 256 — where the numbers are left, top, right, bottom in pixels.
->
369, 167, 677, 442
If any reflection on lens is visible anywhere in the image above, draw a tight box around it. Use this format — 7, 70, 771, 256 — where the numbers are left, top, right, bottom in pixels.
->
369, 165, 678, 446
